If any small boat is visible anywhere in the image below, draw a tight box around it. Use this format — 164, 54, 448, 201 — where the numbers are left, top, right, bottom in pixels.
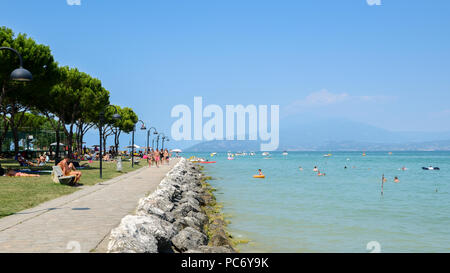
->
253, 175, 265, 179
323, 153, 332, 157
422, 167, 440, 170
282, 151, 288, 156
199, 161, 217, 164
262, 152, 270, 156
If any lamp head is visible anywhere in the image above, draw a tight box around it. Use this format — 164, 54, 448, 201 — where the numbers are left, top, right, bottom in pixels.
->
10, 67, 33, 82
112, 113, 121, 120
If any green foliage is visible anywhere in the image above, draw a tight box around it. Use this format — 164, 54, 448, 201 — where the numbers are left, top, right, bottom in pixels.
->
0, 26, 58, 107
0, 26, 141, 155
115, 106, 138, 133
48, 66, 110, 124
20, 112, 47, 129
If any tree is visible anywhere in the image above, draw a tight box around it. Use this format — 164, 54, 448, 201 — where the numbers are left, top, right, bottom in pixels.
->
110, 106, 138, 155
47, 66, 109, 158
0, 27, 58, 153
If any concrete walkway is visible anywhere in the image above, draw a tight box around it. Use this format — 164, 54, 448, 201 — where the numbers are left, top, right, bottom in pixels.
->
0, 159, 178, 253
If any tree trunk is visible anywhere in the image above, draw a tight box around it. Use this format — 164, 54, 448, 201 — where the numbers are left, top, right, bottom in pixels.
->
114, 130, 121, 157
55, 122, 61, 165
7, 104, 28, 155
0, 119, 9, 154
76, 122, 82, 155
0, 81, 5, 110
67, 123, 74, 158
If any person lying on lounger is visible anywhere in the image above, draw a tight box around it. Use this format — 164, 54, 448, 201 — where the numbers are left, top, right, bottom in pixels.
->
6, 169, 40, 177
16, 154, 38, 167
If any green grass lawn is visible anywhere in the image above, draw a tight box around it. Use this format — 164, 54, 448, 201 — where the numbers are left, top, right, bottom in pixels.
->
0, 159, 143, 218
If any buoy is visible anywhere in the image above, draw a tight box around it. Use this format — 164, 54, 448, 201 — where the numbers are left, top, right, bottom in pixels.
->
253, 175, 265, 179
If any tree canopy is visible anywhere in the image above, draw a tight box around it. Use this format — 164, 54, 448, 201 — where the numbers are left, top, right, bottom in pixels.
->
0, 26, 141, 157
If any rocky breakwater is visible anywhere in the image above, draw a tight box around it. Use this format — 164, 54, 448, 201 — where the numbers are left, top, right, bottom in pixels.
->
107, 158, 236, 253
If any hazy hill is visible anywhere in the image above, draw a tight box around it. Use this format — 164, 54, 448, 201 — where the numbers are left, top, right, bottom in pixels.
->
185, 119, 450, 151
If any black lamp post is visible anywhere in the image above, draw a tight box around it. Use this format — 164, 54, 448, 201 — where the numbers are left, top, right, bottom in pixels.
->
156, 133, 166, 150
156, 134, 160, 150
131, 120, 146, 168
99, 105, 121, 178
162, 136, 169, 150
0, 47, 33, 81
146, 127, 158, 154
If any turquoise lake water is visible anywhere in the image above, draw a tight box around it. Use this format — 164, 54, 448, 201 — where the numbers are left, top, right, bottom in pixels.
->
184, 151, 450, 253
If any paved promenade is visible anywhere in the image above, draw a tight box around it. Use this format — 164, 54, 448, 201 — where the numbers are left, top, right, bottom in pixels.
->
0, 159, 178, 253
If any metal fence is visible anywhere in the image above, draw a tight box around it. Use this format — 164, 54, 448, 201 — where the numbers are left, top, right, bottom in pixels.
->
0, 127, 68, 158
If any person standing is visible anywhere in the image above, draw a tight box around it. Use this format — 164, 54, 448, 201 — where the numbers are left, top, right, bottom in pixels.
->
153, 149, 160, 168
160, 149, 165, 165
164, 149, 169, 165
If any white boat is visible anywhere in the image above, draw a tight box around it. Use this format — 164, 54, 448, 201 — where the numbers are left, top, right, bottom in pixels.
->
262, 152, 270, 156
282, 151, 288, 156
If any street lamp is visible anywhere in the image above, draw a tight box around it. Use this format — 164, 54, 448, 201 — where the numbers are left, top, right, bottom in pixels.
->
99, 105, 121, 178
131, 120, 146, 168
0, 47, 33, 81
146, 127, 158, 154
156, 133, 166, 150
162, 135, 169, 150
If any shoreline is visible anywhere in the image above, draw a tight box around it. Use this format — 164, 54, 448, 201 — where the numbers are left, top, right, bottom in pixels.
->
107, 158, 237, 253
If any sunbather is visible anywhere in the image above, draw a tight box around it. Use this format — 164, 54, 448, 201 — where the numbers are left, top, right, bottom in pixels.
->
57, 156, 82, 184
6, 168, 40, 177
17, 154, 38, 167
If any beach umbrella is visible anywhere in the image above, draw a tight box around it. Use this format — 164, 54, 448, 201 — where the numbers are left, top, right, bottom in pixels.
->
50, 142, 65, 146
171, 149, 182, 153
125, 144, 141, 149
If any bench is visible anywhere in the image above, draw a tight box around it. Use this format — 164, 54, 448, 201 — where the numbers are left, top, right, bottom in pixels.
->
51, 166, 75, 185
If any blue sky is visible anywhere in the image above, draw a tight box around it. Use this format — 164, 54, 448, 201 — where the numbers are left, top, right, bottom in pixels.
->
2, 0, 450, 149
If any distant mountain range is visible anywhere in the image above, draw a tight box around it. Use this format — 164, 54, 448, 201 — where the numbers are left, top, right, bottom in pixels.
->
185, 119, 450, 152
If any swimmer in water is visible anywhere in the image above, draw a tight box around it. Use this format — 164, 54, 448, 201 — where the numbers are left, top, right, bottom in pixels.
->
257, 169, 263, 176
394, 176, 399, 183
317, 170, 326, 176
313, 166, 318, 172
299, 166, 303, 171
344, 166, 347, 169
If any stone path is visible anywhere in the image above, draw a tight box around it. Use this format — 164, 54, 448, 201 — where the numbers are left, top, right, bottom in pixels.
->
0, 159, 178, 253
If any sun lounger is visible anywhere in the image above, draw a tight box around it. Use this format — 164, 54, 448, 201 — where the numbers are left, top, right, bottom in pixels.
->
51, 166, 75, 185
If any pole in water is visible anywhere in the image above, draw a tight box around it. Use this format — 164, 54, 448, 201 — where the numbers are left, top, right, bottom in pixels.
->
381, 174, 384, 196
